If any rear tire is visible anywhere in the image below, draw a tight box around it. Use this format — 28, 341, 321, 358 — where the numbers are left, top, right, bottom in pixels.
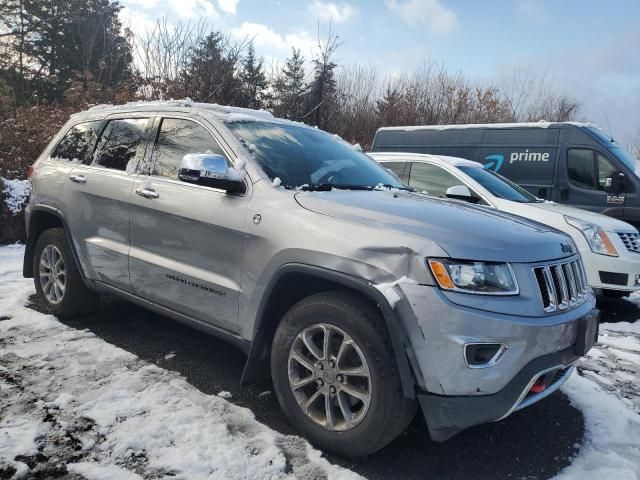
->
33, 228, 99, 317
271, 290, 417, 457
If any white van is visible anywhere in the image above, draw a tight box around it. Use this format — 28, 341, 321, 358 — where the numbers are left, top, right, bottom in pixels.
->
371, 152, 640, 298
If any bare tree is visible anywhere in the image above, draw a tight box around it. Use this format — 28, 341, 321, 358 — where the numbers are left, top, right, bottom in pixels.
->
132, 17, 208, 100
499, 68, 581, 122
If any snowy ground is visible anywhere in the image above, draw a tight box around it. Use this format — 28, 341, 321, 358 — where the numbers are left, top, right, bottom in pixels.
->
1, 244, 639, 479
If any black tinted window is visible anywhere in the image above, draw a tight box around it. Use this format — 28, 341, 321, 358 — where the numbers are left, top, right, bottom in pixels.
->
93, 118, 148, 171
568, 149, 596, 189
152, 118, 227, 179
52, 122, 102, 162
409, 162, 461, 197
568, 149, 618, 191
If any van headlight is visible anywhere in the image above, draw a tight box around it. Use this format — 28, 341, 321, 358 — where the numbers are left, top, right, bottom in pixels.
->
565, 216, 618, 256
427, 259, 519, 295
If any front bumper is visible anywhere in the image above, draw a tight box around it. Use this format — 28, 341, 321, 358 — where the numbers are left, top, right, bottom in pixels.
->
580, 233, 640, 292
397, 283, 599, 441
417, 343, 583, 441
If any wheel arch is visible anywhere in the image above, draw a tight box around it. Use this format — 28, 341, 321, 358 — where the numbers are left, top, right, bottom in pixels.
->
241, 263, 418, 399
23, 206, 89, 289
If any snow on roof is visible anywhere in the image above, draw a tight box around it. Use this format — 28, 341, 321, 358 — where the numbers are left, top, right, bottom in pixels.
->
369, 151, 481, 168
377, 121, 600, 132
86, 99, 274, 120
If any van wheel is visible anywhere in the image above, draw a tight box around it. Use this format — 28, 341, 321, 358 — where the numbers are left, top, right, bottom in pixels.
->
33, 228, 99, 318
271, 291, 417, 457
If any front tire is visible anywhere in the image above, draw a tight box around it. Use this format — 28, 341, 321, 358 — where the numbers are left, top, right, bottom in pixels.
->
33, 228, 99, 317
271, 290, 416, 457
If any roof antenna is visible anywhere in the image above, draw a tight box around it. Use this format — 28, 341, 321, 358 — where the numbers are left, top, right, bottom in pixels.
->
604, 109, 614, 142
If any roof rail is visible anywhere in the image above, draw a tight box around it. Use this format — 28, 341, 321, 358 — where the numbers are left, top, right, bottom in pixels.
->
88, 99, 274, 119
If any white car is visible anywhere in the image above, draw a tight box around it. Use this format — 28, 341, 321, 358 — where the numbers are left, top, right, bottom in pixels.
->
371, 152, 640, 298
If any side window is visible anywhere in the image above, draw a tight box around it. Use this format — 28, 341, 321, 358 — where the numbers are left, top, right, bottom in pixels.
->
568, 149, 619, 191
597, 153, 618, 190
52, 121, 103, 163
567, 149, 596, 189
92, 118, 148, 171
408, 162, 463, 198
152, 118, 228, 179
381, 162, 406, 181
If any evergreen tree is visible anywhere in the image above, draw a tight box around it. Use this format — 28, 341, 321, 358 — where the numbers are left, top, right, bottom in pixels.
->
0, 0, 133, 104
305, 31, 339, 129
185, 31, 243, 105
272, 47, 306, 121
238, 42, 267, 109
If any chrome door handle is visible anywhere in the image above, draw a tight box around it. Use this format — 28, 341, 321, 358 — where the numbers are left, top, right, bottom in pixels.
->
69, 174, 86, 184
135, 188, 159, 199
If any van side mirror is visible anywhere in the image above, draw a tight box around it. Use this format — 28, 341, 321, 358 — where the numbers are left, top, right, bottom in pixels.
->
178, 154, 245, 194
446, 184, 479, 203
604, 172, 625, 195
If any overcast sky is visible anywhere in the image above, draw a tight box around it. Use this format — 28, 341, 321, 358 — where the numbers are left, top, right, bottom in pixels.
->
119, 0, 640, 146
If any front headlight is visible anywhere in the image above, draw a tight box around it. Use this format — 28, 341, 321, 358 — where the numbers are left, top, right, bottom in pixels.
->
565, 216, 617, 256
427, 258, 519, 295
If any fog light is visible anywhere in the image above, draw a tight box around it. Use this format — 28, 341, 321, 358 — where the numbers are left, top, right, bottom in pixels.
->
464, 343, 508, 368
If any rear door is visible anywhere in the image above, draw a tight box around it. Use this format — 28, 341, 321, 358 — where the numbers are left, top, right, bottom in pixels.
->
555, 147, 625, 215
59, 116, 151, 291
129, 116, 248, 333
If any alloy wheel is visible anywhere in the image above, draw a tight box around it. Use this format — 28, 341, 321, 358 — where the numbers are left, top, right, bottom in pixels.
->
288, 323, 372, 431
39, 245, 66, 304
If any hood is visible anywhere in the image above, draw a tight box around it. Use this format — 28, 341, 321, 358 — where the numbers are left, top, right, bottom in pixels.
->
295, 190, 576, 263
528, 201, 637, 233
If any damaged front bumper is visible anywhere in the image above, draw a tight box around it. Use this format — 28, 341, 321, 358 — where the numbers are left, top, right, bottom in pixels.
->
396, 283, 599, 441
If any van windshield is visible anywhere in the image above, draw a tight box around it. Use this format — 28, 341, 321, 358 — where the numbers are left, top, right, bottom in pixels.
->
459, 166, 539, 203
610, 145, 640, 175
225, 120, 406, 190
585, 127, 640, 174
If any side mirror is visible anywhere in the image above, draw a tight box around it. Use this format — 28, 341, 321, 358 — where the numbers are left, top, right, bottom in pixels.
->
604, 172, 625, 195
446, 184, 479, 203
178, 154, 245, 193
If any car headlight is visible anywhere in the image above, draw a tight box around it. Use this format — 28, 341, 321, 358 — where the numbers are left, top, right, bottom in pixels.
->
565, 216, 617, 256
427, 258, 519, 295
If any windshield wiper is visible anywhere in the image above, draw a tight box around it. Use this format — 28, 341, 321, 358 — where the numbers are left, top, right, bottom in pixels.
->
299, 183, 372, 191
299, 183, 411, 192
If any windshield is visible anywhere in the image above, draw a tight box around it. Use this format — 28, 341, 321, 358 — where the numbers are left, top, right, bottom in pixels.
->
459, 166, 539, 203
225, 120, 405, 190
610, 145, 640, 174
585, 127, 640, 174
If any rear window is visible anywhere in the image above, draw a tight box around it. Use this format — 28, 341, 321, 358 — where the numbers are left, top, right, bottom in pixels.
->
51, 121, 103, 163
92, 118, 148, 172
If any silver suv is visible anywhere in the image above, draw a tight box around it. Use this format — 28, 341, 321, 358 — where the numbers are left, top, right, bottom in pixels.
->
24, 101, 599, 456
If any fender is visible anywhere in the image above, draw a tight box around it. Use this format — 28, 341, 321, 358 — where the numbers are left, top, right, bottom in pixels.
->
241, 263, 419, 399
22, 205, 94, 290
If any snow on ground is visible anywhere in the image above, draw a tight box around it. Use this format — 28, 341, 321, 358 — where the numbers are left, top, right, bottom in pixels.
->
0, 243, 639, 479
1, 178, 30, 215
0, 245, 361, 480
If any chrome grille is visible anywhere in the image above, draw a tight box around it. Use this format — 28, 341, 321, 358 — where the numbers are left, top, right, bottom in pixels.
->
618, 232, 640, 253
533, 258, 589, 313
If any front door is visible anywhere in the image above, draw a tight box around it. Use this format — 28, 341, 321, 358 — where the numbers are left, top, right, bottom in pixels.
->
129, 116, 248, 332
59, 117, 151, 291
556, 147, 625, 216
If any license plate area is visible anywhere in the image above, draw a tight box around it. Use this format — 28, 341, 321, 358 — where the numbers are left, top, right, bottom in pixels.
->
575, 310, 600, 356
